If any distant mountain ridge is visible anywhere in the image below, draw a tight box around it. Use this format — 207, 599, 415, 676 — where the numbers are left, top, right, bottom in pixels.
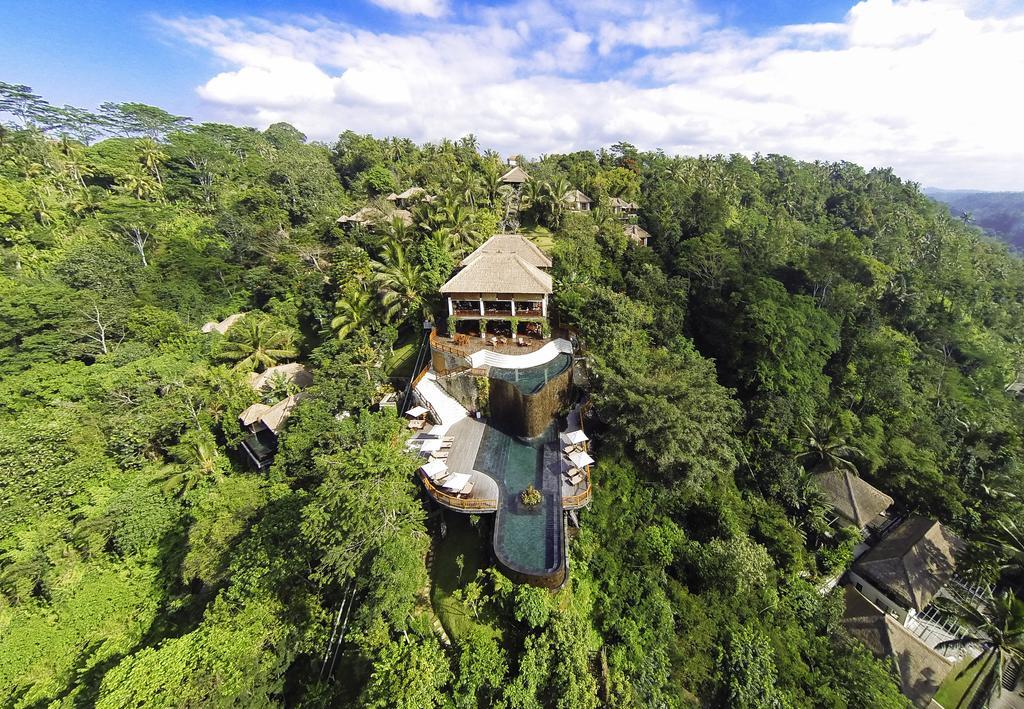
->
926, 188, 1024, 249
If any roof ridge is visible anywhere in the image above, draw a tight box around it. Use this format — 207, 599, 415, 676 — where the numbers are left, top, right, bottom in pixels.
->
843, 470, 863, 526
510, 253, 550, 290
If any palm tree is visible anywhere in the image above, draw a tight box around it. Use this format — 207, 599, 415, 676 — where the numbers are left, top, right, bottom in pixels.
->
385, 216, 413, 245
453, 168, 481, 208
59, 137, 91, 189
372, 240, 430, 323
543, 177, 570, 229
262, 370, 300, 402
789, 468, 833, 537
116, 169, 160, 201
332, 288, 377, 340
522, 178, 544, 211
217, 314, 299, 372
793, 418, 863, 473
137, 138, 168, 186
155, 434, 226, 496
990, 520, 1024, 577
936, 587, 1024, 708
481, 166, 502, 208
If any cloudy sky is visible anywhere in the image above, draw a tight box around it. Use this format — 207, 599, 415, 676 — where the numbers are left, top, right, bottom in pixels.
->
4, 0, 1024, 189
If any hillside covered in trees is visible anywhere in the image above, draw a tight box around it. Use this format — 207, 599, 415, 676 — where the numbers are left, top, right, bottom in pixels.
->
2, 83, 1024, 707
927, 188, 1024, 250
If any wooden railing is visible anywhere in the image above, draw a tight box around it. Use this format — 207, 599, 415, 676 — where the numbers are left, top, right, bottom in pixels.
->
562, 482, 592, 508
429, 329, 468, 358
412, 362, 431, 386
420, 472, 498, 511
561, 398, 594, 509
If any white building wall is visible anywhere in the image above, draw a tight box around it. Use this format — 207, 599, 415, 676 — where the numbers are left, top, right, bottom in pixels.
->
847, 571, 914, 626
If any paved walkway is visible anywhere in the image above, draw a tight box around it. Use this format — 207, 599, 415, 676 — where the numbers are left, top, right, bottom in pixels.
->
415, 372, 468, 434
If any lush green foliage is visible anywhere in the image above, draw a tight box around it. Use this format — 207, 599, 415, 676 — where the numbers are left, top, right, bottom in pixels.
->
3, 84, 1024, 707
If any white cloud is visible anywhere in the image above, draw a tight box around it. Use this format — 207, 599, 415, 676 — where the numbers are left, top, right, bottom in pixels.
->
160, 0, 1024, 189
368, 0, 448, 19
596, 1, 717, 55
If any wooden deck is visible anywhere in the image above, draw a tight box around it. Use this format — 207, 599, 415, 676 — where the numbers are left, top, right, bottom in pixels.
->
431, 329, 556, 359
413, 417, 499, 512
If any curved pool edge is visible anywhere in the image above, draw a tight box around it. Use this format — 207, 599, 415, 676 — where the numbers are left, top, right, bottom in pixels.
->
489, 426, 566, 588
467, 338, 573, 369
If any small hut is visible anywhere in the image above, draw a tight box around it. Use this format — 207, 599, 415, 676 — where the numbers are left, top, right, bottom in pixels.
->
563, 189, 592, 211
500, 165, 529, 185
624, 224, 651, 247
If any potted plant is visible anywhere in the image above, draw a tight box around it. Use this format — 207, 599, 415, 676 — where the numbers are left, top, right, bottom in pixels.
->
541, 320, 551, 339
447, 317, 457, 338
479, 318, 488, 339
520, 484, 541, 508
509, 316, 519, 339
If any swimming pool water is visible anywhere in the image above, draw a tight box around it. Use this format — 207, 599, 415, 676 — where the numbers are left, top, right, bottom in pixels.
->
477, 423, 563, 576
489, 353, 573, 395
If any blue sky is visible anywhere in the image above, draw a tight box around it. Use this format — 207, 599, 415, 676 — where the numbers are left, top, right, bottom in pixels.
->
3, 0, 1024, 189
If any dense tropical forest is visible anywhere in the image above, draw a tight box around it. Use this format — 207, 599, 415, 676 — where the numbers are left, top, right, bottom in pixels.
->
2, 81, 1024, 707
927, 188, 1024, 251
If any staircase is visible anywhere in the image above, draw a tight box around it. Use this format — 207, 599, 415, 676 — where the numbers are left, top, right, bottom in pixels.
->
414, 372, 468, 434
502, 184, 523, 233
1004, 658, 1022, 692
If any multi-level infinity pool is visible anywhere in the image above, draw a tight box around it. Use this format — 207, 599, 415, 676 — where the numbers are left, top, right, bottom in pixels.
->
476, 422, 564, 585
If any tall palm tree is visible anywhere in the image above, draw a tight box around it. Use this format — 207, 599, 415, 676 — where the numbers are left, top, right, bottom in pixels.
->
332, 288, 377, 340
217, 314, 299, 372
522, 179, 545, 224
58, 137, 91, 189
440, 201, 477, 250
453, 168, 481, 209
372, 240, 429, 323
793, 418, 863, 473
936, 587, 1024, 708
116, 169, 160, 201
481, 166, 502, 208
137, 138, 168, 186
543, 177, 570, 229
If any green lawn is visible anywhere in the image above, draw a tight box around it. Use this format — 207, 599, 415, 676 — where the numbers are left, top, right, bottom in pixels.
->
385, 331, 423, 378
520, 225, 554, 253
934, 654, 992, 709
429, 514, 504, 644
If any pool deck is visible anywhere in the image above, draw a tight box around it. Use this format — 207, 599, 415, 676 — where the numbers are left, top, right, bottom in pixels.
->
411, 417, 500, 511
412, 402, 591, 513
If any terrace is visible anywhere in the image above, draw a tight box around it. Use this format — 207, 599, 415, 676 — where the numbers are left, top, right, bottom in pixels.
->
430, 327, 556, 359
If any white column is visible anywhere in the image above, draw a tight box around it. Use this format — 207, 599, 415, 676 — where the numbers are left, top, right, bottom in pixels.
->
541, 297, 547, 317
511, 300, 516, 316
447, 297, 453, 316
479, 298, 484, 316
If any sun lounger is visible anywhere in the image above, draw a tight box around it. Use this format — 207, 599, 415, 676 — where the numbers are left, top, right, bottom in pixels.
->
568, 472, 585, 486
457, 481, 475, 497
408, 419, 426, 430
